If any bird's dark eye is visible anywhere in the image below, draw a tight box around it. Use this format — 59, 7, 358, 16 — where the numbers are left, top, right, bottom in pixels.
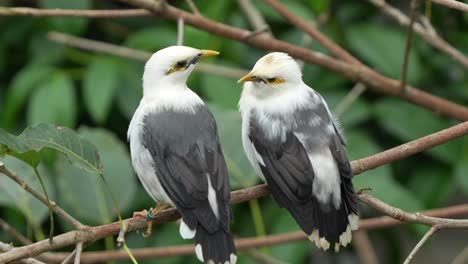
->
176, 60, 186, 68
267, 77, 277, 83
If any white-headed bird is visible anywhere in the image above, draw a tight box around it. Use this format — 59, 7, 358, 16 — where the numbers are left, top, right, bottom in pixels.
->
128, 46, 236, 264
238, 52, 358, 251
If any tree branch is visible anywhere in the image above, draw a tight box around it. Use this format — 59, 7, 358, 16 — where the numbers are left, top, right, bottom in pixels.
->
401, 0, 420, 92
119, 0, 468, 121
0, 242, 46, 264
0, 163, 84, 230
17, 2, 467, 120
1, 120, 467, 262
238, 0, 273, 37
0, 218, 32, 246
367, 0, 468, 69
429, 0, 468, 12
47, 31, 248, 79
402, 226, 438, 264
0, 7, 151, 17
13, 202, 468, 263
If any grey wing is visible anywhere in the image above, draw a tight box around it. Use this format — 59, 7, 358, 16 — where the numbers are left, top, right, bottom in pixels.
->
141, 106, 232, 232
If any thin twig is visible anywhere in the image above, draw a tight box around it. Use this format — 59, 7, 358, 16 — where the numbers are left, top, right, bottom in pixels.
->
352, 230, 379, 264
60, 249, 77, 264
0, 7, 151, 17
401, 0, 420, 93
185, 0, 201, 16
0, 163, 84, 229
0, 242, 46, 264
451, 244, 468, 264
429, 0, 468, 12
334, 82, 367, 116
367, 0, 468, 69
177, 17, 184, 45
74, 243, 83, 264
47, 31, 248, 79
238, 0, 272, 37
1, 121, 467, 263
402, 226, 439, 264
0, 218, 32, 245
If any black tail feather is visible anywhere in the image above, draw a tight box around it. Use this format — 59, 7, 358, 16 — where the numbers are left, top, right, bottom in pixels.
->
194, 225, 236, 264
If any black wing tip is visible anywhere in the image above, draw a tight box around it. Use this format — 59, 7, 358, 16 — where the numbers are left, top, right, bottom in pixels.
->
194, 225, 237, 264
308, 213, 359, 252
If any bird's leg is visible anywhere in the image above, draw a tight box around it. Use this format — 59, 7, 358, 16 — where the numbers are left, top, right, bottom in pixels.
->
132, 203, 171, 238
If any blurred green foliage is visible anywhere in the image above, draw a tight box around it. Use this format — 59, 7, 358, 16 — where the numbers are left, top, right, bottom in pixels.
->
0, 0, 467, 263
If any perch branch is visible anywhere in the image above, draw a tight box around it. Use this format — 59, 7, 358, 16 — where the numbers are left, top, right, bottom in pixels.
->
73, 243, 83, 264
0, 218, 32, 246
15, 202, 468, 263
1, 121, 467, 263
0, 163, 84, 230
0, 242, 46, 264
367, 0, 468, 68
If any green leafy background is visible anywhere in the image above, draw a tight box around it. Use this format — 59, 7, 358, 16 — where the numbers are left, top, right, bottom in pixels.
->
1, 0, 467, 263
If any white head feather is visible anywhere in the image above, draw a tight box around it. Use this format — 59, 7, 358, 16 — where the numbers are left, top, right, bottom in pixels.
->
239, 52, 303, 99
143, 46, 218, 96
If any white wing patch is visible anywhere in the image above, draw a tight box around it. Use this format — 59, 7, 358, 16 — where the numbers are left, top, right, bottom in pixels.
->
207, 174, 219, 219
179, 219, 196, 239
195, 244, 204, 262
309, 149, 341, 209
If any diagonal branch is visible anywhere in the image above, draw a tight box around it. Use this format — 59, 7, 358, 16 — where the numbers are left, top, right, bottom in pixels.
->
429, 0, 468, 12
1, 121, 467, 263
119, 0, 468, 121
402, 226, 438, 264
0, 163, 84, 230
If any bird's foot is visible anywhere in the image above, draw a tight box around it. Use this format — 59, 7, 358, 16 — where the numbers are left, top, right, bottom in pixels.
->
132, 203, 171, 238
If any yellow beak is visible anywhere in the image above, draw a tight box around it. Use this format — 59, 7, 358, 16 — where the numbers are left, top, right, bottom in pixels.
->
200, 50, 220, 60
238, 72, 255, 83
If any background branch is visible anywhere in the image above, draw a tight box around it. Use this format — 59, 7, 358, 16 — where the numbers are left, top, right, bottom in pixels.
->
0, 163, 84, 229
402, 226, 438, 264
47, 31, 248, 79
401, 0, 420, 92
367, 0, 468, 68
429, 0, 468, 12
0, 7, 150, 17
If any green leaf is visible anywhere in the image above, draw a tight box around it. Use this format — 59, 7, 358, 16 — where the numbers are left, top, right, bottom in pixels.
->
307, 0, 330, 14
374, 98, 461, 163
2, 64, 53, 129
208, 105, 258, 189
115, 61, 143, 119
83, 56, 119, 124
200, 72, 241, 109
56, 127, 136, 224
125, 26, 177, 51
0, 156, 54, 227
347, 24, 422, 83
27, 72, 77, 127
0, 123, 102, 174
39, 0, 91, 34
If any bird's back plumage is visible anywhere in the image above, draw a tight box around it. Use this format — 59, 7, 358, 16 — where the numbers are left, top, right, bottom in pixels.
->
240, 82, 358, 251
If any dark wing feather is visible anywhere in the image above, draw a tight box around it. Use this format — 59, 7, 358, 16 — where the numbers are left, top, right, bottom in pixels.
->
250, 131, 314, 204
142, 106, 232, 232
